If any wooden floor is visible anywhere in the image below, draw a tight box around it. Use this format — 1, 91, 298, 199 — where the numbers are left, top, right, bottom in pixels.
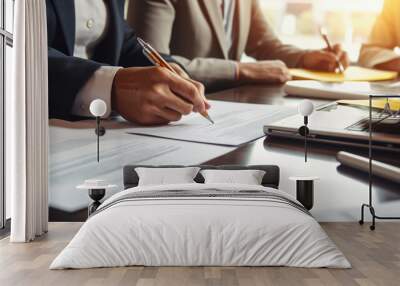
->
0, 222, 399, 286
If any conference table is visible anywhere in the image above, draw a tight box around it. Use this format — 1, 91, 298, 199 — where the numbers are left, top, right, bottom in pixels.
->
49, 84, 400, 223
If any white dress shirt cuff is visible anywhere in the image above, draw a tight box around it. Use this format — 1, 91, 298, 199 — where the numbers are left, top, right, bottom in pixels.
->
71, 66, 122, 118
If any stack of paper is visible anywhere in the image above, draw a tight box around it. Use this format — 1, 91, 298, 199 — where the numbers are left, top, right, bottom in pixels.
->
290, 66, 398, 82
284, 80, 400, 100
338, 98, 400, 111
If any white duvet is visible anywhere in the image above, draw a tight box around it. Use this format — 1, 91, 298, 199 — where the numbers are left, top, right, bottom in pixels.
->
50, 183, 351, 269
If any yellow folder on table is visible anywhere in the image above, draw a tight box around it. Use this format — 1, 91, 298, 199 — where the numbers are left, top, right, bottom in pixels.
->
290, 66, 398, 82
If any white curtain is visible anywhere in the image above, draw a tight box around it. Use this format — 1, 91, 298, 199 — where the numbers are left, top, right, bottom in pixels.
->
7, 0, 49, 242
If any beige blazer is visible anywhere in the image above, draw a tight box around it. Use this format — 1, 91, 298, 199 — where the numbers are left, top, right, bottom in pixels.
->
359, 0, 400, 68
128, 0, 306, 88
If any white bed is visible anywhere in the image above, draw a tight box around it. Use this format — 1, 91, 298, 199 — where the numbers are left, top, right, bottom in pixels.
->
50, 183, 351, 269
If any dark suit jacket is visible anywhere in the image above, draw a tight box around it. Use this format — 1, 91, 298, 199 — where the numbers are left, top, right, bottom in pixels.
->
46, 0, 153, 120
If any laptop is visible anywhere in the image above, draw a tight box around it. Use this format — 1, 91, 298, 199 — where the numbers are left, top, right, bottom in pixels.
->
264, 102, 400, 152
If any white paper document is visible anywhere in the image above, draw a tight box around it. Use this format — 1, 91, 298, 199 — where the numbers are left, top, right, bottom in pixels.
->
127, 100, 295, 146
284, 80, 400, 100
49, 127, 234, 212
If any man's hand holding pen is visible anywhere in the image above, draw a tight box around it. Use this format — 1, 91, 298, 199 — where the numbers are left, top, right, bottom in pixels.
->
138, 38, 214, 124
110, 37, 212, 126
111, 66, 209, 125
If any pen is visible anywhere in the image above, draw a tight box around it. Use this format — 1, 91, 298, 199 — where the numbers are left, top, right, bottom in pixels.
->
137, 38, 214, 124
319, 28, 345, 74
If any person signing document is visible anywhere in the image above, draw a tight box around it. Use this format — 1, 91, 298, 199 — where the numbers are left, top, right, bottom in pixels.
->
129, 0, 350, 89
46, 0, 209, 125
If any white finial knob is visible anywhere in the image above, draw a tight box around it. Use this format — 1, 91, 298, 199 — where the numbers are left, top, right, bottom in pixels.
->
298, 100, 314, 117
89, 99, 107, 117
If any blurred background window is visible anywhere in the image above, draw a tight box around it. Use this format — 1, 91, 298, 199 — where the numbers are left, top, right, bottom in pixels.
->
258, 0, 384, 62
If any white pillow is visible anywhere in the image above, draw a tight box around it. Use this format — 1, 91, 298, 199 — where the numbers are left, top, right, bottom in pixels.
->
200, 169, 266, 185
135, 167, 201, 186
